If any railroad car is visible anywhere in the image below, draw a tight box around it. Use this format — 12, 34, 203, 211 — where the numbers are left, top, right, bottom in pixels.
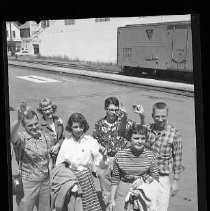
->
117, 20, 193, 78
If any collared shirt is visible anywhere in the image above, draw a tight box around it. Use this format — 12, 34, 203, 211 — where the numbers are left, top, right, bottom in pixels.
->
39, 115, 64, 147
55, 134, 103, 171
13, 130, 50, 181
111, 148, 159, 185
145, 123, 183, 180
92, 110, 133, 157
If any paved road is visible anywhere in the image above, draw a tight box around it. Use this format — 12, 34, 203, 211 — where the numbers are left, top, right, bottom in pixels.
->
8, 65, 197, 211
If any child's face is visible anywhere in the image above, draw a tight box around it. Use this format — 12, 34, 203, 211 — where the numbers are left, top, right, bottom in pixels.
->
71, 122, 84, 140
130, 133, 146, 151
152, 108, 168, 129
24, 116, 41, 138
105, 104, 119, 121
42, 105, 53, 119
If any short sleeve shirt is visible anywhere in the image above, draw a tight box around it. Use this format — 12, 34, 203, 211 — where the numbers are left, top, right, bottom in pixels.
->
13, 130, 50, 181
92, 110, 133, 157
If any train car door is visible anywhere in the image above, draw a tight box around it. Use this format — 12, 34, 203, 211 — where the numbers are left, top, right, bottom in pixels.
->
168, 24, 191, 71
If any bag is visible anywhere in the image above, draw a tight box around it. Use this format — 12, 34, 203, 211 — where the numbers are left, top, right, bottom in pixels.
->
11, 141, 25, 196
12, 173, 23, 195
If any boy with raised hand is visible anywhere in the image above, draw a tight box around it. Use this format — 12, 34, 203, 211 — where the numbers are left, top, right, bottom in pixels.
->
136, 102, 184, 211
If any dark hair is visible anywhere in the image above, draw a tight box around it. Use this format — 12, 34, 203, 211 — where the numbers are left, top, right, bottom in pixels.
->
65, 113, 89, 133
22, 109, 39, 125
152, 102, 168, 113
37, 98, 57, 115
104, 97, 119, 109
126, 122, 147, 141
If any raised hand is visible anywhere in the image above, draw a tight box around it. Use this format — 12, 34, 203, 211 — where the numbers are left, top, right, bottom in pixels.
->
133, 104, 145, 115
17, 101, 27, 122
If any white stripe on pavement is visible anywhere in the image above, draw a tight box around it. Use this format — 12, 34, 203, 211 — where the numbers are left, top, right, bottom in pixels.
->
16, 75, 61, 83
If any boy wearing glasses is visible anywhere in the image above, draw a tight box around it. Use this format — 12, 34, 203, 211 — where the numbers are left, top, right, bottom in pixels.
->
92, 97, 145, 205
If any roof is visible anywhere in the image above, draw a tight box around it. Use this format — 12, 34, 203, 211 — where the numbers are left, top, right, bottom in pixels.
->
19, 22, 30, 29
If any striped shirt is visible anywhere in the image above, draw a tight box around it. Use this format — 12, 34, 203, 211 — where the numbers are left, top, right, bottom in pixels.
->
111, 148, 159, 185
145, 123, 183, 180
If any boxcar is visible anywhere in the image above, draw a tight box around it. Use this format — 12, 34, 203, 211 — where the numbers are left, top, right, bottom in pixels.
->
117, 21, 193, 77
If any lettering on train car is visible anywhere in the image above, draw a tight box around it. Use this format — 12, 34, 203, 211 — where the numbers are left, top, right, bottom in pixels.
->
122, 48, 132, 61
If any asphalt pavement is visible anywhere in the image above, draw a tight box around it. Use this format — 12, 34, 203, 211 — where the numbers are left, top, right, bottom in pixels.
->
9, 65, 197, 211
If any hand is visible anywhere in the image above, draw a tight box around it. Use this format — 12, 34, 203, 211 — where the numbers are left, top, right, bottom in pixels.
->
17, 101, 27, 122
171, 180, 179, 197
70, 162, 78, 170
133, 104, 145, 116
106, 200, 116, 211
132, 177, 144, 189
50, 143, 60, 155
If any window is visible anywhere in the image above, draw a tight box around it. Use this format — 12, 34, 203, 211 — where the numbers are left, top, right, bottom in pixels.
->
64, 19, 75, 25
13, 31, 16, 38
41, 20, 50, 28
95, 18, 110, 23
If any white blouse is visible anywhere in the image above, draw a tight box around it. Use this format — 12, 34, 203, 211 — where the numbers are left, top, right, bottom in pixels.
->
55, 134, 103, 171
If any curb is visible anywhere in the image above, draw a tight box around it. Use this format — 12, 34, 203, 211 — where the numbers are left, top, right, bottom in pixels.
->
8, 60, 194, 93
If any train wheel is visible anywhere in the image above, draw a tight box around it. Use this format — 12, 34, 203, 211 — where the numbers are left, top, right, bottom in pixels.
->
122, 66, 129, 76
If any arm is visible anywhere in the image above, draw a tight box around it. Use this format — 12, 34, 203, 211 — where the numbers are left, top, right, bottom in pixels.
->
10, 120, 22, 145
92, 121, 102, 142
148, 154, 159, 181
10, 102, 26, 144
171, 130, 183, 196
51, 118, 65, 154
57, 123, 65, 146
172, 130, 183, 181
133, 104, 146, 125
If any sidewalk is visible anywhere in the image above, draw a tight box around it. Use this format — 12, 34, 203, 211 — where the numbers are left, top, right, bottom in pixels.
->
8, 59, 194, 94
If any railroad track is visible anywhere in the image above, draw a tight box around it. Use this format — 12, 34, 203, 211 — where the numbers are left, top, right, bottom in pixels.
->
8, 58, 194, 97
9, 58, 119, 74
9, 58, 193, 84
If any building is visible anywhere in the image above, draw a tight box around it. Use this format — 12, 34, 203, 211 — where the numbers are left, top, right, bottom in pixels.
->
19, 20, 54, 55
6, 22, 21, 53
37, 15, 191, 64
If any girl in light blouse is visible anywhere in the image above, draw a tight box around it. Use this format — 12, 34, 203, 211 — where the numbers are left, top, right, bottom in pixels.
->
55, 112, 106, 211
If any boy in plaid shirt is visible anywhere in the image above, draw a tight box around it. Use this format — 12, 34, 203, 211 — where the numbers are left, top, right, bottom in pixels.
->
139, 102, 184, 211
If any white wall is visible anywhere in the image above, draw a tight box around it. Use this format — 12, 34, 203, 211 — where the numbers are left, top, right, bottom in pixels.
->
6, 22, 21, 41
38, 15, 191, 63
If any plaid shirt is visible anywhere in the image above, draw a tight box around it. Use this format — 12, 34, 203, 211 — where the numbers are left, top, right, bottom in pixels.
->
92, 110, 133, 157
145, 123, 183, 180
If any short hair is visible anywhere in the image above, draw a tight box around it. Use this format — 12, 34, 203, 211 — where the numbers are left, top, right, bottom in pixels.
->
126, 122, 147, 141
152, 102, 168, 113
37, 98, 57, 115
104, 97, 119, 109
65, 113, 89, 133
22, 109, 39, 125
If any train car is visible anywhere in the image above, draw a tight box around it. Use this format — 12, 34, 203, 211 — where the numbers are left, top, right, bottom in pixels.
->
117, 20, 193, 78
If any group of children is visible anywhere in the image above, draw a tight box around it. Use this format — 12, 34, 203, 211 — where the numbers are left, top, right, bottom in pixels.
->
10, 96, 183, 211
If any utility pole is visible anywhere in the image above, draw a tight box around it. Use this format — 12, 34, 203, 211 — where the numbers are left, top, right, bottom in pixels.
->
9, 22, 12, 41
